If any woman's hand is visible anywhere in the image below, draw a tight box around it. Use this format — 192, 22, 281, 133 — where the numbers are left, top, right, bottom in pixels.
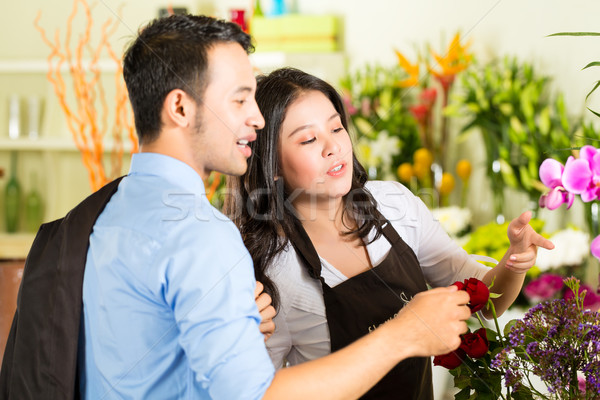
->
505, 211, 555, 273
255, 281, 277, 341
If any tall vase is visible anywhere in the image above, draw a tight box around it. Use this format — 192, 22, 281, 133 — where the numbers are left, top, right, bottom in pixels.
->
25, 172, 43, 232
5, 152, 21, 233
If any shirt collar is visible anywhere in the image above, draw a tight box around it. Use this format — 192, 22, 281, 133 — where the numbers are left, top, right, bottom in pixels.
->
128, 152, 206, 195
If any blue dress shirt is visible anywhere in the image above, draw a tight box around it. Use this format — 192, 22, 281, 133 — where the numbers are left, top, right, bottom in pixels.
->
79, 153, 275, 399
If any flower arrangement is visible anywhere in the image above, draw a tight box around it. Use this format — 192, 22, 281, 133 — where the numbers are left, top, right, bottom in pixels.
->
523, 227, 600, 310
395, 32, 472, 170
436, 277, 600, 399
339, 64, 420, 180
539, 145, 600, 292
447, 56, 600, 220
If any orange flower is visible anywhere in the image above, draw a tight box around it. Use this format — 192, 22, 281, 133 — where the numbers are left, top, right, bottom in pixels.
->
397, 163, 413, 183
394, 49, 419, 87
429, 33, 472, 91
456, 159, 472, 181
438, 172, 456, 195
413, 148, 434, 169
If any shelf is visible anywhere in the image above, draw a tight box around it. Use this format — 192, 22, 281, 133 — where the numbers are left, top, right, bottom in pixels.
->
0, 233, 35, 260
0, 59, 119, 74
0, 137, 135, 153
0, 137, 77, 151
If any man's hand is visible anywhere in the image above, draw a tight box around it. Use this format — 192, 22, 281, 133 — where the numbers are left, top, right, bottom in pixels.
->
505, 211, 555, 273
389, 286, 470, 358
255, 281, 276, 341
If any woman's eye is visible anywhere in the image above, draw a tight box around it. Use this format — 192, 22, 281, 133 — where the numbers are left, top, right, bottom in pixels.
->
300, 137, 316, 145
332, 127, 344, 133
235, 99, 246, 105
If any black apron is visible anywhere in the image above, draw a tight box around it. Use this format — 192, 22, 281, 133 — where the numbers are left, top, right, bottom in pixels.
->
289, 217, 433, 400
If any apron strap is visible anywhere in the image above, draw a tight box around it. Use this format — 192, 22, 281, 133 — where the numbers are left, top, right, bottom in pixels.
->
287, 220, 327, 285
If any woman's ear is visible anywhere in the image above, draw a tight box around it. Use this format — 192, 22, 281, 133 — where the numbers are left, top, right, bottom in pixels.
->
162, 89, 195, 128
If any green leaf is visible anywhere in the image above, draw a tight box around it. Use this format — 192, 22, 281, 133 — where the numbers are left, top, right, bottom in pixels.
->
588, 107, 600, 119
499, 159, 519, 188
488, 292, 503, 299
454, 387, 471, 400
454, 374, 472, 389
353, 117, 374, 137
582, 61, 600, 70
503, 319, 518, 336
512, 384, 534, 400
519, 166, 532, 190
586, 81, 600, 100
538, 106, 551, 136
548, 32, 600, 36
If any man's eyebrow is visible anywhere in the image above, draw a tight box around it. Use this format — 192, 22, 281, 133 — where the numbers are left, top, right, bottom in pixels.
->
288, 113, 340, 138
234, 86, 253, 94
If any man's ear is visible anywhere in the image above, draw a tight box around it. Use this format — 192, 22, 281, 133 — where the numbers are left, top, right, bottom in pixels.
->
162, 89, 195, 128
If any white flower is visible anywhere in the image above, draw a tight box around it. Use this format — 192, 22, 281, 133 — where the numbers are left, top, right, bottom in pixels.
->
535, 228, 590, 271
368, 130, 400, 168
432, 206, 472, 237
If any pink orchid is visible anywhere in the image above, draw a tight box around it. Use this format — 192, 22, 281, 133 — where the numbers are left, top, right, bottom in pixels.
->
591, 235, 600, 261
538, 159, 574, 210
562, 145, 600, 202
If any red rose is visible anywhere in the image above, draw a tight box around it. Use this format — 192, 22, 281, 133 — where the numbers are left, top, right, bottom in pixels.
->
459, 328, 489, 358
433, 348, 466, 370
453, 278, 490, 313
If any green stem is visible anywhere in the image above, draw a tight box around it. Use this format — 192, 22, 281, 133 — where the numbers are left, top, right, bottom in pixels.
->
490, 301, 505, 348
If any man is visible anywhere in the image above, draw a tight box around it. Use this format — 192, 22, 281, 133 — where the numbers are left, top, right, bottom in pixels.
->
78, 14, 470, 399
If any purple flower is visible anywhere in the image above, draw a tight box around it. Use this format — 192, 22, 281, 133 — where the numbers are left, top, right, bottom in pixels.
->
538, 159, 575, 209
523, 273, 564, 302
540, 158, 565, 188
592, 235, 600, 262
562, 145, 600, 202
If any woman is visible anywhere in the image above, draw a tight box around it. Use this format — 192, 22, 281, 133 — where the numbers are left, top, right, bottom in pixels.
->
225, 68, 553, 399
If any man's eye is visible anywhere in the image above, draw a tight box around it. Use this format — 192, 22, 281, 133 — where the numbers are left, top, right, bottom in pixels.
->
300, 137, 316, 145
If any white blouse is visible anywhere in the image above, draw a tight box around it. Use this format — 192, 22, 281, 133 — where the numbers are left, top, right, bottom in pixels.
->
265, 180, 490, 368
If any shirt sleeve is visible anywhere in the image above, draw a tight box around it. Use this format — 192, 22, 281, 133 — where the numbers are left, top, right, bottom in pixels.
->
265, 306, 292, 369
162, 217, 275, 399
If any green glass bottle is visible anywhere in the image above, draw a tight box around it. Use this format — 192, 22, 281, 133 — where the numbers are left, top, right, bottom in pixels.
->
25, 172, 43, 232
5, 152, 21, 233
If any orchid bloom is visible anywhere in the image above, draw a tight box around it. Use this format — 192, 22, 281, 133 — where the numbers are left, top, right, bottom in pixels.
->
538, 158, 575, 210
394, 49, 419, 88
562, 145, 600, 202
591, 235, 600, 261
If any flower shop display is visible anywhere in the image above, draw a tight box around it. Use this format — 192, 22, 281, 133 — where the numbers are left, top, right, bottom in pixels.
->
339, 63, 420, 180
539, 145, 600, 293
436, 277, 600, 399
447, 56, 600, 221
431, 206, 472, 242
395, 32, 472, 171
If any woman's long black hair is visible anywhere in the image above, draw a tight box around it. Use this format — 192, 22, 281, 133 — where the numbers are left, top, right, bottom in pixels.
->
224, 68, 384, 309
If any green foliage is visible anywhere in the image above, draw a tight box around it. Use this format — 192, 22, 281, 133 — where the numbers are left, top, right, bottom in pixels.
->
339, 64, 420, 179
447, 56, 600, 212
462, 218, 546, 267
